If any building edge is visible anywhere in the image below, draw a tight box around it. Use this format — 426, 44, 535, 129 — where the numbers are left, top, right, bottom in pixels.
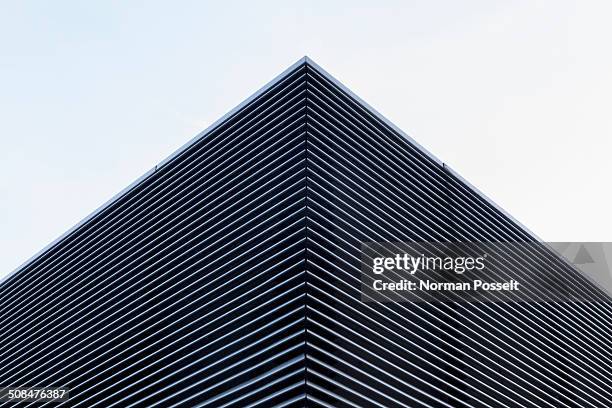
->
2, 56, 540, 286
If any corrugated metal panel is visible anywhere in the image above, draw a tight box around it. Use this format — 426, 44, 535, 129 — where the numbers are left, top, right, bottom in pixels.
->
0, 62, 309, 408
0, 58, 610, 407
303, 63, 612, 408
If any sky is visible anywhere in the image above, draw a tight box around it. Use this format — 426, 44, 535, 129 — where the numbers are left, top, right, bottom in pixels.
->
1, 1, 611, 280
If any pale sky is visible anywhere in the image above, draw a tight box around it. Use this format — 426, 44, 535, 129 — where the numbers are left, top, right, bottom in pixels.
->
1, 1, 611, 280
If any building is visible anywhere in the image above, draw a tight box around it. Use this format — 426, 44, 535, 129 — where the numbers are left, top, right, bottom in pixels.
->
0, 57, 610, 407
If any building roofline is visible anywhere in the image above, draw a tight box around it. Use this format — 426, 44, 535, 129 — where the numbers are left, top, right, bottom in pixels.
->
303, 56, 541, 242
1, 57, 308, 285
2, 56, 541, 286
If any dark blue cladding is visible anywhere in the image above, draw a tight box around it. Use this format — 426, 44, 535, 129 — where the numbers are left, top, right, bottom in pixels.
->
0, 63, 308, 407
0, 58, 610, 407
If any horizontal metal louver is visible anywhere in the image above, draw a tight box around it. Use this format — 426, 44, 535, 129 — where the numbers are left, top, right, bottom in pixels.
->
1, 57, 610, 407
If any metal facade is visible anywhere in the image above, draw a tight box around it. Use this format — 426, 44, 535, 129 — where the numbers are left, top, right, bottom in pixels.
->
1, 58, 610, 407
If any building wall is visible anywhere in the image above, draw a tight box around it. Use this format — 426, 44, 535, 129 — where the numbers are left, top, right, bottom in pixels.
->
0, 63, 308, 407
303, 62, 612, 408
